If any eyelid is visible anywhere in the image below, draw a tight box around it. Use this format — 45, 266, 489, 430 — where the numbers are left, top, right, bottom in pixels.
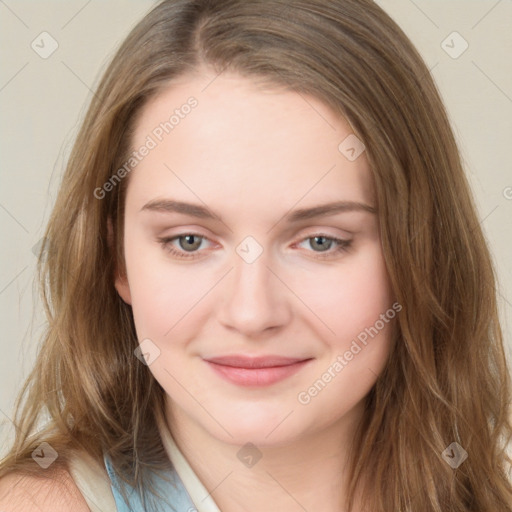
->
292, 225, 353, 241
157, 232, 216, 252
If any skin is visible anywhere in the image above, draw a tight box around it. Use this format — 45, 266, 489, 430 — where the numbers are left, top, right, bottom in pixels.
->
115, 70, 395, 512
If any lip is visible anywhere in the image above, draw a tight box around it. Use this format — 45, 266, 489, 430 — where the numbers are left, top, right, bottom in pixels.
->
204, 355, 313, 387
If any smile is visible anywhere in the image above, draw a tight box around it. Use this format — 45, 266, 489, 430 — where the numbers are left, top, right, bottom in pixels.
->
204, 355, 313, 387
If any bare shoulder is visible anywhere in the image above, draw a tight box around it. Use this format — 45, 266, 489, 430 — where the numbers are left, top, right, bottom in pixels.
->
0, 467, 90, 511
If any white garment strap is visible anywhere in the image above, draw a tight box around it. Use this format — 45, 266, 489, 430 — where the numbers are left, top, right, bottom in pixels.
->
156, 411, 222, 512
68, 449, 117, 512
69, 412, 222, 512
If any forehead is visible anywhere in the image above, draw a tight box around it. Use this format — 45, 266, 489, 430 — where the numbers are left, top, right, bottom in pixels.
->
126, 72, 374, 219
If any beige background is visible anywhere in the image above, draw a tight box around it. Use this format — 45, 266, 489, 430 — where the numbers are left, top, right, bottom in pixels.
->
1, 1, 511, 455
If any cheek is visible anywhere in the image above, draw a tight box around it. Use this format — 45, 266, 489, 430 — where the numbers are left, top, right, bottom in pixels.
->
293, 249, 395, 415
122, 231, 203, 338
293, 243, 393, 346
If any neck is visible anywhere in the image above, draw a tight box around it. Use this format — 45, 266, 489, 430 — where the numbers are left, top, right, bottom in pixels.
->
165, 399, 366, 512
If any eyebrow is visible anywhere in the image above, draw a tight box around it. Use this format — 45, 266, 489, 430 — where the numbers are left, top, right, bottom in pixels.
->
140, 199, 376, 222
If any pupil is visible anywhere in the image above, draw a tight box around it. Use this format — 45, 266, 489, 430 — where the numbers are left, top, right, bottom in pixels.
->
314, 236, 330, 251
182, 235, 200, 251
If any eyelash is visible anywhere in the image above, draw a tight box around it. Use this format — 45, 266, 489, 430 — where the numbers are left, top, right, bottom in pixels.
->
157, 233, 352, 261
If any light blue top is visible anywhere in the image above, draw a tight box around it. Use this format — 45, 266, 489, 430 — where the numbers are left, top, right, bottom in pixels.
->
103, 453, 198, 512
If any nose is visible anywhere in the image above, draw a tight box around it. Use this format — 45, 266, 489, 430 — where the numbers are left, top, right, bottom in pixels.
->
218, 248, 292, 337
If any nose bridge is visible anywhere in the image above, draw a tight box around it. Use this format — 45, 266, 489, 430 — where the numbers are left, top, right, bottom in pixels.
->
233, 248, 271, 296
218, 241, 290, 335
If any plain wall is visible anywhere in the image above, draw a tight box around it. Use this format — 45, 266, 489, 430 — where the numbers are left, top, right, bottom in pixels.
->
1, 0, 511, 455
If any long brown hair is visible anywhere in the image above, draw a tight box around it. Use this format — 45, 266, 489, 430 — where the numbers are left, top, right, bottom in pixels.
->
1, 0, 511, 510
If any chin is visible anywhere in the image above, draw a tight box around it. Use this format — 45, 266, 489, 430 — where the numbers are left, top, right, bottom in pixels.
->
202, 404, 309, 448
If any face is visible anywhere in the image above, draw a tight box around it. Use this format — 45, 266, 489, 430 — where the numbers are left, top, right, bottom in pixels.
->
115, 71, 396, 448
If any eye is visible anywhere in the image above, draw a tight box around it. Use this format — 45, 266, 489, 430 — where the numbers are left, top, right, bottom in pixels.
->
157, 233, 213, 260
295, 235, 352, 259
157, 233, 352, 261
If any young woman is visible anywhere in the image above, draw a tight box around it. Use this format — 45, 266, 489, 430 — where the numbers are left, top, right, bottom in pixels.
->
1, 0, 511, 511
